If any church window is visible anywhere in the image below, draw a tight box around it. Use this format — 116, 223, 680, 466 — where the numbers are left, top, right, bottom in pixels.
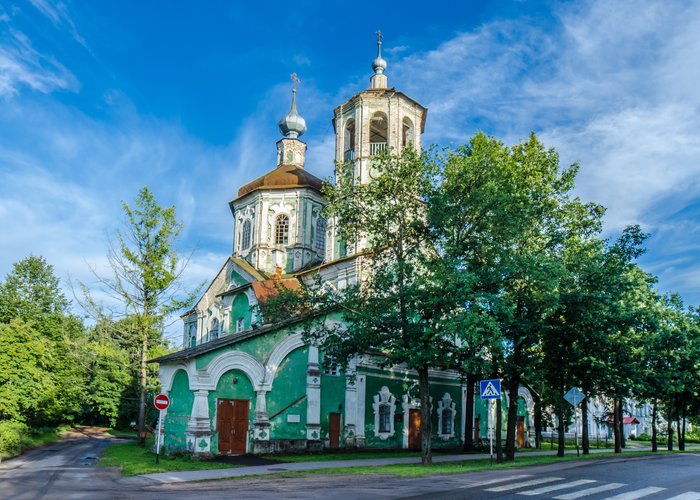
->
379, 404, 391, 432
275, 214, 289, 245
369, 112, 388, 156
235, 317, 245, 333
209, 318, 219, 341
437, 392, 456, 439
344, 119, 356, 162
372, 386, 396, 439
402, 117, 414, 149
241, 220, 252, 250
315, 218, 327, 252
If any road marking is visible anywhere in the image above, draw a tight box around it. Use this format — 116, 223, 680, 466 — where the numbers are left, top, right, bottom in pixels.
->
519, 479, 597, 496
459, 474, 532, 488
603, 486, 665, 499
666, 493, 700, 500
554, 483, 626, 499
486, 477, 563, 492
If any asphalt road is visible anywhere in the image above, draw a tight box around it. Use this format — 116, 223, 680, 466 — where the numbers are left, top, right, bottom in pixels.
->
2, 430, 699, 499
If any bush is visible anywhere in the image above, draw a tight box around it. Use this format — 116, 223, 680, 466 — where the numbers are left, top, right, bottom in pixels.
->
0, 421, 29, 459
633, 433, 652, 441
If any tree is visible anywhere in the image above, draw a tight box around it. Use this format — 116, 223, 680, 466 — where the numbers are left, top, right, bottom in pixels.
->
299, 147, 454, 465
0, 255, 69, 324
0, 255, 89, 427
81, 187, 198, 444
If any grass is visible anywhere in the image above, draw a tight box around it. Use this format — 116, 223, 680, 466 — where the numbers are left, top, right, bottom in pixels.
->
0, 424, 72, 461
236, 450, 681, 480
23, 425, 72, 449
264, 450, 427, 462
99, 438, 241, 476
106, 428, 137, 438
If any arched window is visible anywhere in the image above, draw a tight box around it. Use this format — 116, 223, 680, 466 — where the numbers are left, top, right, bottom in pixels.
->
437, 392, 456, 439
241, 219, 252, 250
275, 214, 289, 245
402, 117, 414, 149
344, 119, 356, 162
315, 218, 326, 253
369, 112, 388, 156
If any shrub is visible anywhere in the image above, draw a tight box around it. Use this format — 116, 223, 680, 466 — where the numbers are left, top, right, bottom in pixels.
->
0, 421, 29, 459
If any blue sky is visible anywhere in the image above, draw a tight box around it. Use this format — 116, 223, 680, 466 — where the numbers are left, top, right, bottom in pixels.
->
1, 1, 699, 343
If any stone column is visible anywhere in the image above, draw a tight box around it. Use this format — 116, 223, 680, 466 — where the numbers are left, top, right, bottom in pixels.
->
355, 365, 367, 447
186, 389, 213, 455
253, 390, 270, 439
306, 346, 322, 449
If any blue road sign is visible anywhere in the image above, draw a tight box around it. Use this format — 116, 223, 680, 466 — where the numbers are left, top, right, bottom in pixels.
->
480, 379, 501, 399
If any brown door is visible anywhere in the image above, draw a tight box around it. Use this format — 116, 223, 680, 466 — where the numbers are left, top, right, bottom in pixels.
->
517, 416, 526, 448
329, 412, 341, 448
408, 409, 421, 450
217, 399, 249, 455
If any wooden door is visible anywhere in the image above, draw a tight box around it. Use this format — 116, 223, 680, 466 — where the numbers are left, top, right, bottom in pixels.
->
217, 399, 249, 455
408, 409, 421, 450
329, 412, 341, 448
517, 416, 526, 448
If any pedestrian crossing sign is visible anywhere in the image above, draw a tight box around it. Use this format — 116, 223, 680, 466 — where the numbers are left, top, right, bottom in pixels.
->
480, 379, 501, 399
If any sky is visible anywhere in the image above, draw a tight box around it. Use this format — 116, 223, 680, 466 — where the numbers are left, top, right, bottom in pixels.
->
1, 0, 699, 344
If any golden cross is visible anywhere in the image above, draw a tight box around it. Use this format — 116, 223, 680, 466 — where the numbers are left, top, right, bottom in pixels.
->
290, 72, 300, 90
376, 30, 383, 43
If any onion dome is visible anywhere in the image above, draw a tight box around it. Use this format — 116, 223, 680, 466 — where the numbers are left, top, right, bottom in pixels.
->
372, 34, 387, 75
278, 86, 307, 139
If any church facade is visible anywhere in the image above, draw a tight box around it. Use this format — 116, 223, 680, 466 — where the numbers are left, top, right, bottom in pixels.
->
153, 39, 536, 456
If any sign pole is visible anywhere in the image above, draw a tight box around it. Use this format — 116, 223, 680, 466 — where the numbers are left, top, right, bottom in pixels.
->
574, 393, 579, 456
489, 399, 494, 465
156, 409, 163, 464
153, 393, 170, 465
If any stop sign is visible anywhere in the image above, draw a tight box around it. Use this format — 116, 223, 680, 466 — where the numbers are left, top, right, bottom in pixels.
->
154, 393, 170, 411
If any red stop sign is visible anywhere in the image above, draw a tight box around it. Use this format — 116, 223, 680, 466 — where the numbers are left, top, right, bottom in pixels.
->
154, 394, 170, 411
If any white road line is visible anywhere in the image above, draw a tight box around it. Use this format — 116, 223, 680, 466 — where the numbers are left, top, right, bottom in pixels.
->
554, 483, 626, 499
519, 479, 598, 496
603, 486, 666, 499
666, 493, 700, 500
458, 474, 532, 488
486, 477, 563, 492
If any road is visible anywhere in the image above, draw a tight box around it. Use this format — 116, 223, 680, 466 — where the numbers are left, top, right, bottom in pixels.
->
1, 430, 699, 499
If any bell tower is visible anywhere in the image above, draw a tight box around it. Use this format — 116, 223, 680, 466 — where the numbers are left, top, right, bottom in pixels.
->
325, 33, 428, 260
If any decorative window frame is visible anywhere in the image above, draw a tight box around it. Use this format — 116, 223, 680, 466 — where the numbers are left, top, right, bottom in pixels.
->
372, 386, 396, 439
437, 392, 456, 440
241, 219, 252, 250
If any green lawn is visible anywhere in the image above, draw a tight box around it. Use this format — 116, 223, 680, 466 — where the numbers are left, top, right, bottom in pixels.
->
264, 450, 427, 462
244, 450, 680, 480
99, 438, 241, 476
107, 428, 137, 438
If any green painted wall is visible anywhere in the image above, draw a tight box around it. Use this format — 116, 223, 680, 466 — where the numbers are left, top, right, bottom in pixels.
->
230, 293, 251, 333
195, 326, 292, 370
229, 269, 248, 287
164, 370, 194, 452
266, 347, 308, 440
363, 372, 463, 449
208, 369, 255, 454
319, 352, 345, 443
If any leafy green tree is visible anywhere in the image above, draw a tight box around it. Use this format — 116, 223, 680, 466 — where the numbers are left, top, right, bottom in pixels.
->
300, 147, 452, 465
0, 255, 88, 427
81, 187, 198, 444
0, 255, 69, 323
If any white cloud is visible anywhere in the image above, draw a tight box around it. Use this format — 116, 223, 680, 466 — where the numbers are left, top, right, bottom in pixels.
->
0, 27, 78, 96
382, 0, 700, 302
27, 0, 87, 47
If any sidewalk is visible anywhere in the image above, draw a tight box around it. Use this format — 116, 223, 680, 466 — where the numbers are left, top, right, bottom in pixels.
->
119, 446, 638, 486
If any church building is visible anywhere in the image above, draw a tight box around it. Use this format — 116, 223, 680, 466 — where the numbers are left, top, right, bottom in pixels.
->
152, 37, 536, 456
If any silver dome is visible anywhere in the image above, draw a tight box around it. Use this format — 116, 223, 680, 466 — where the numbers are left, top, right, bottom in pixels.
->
278, 89, 307, 139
